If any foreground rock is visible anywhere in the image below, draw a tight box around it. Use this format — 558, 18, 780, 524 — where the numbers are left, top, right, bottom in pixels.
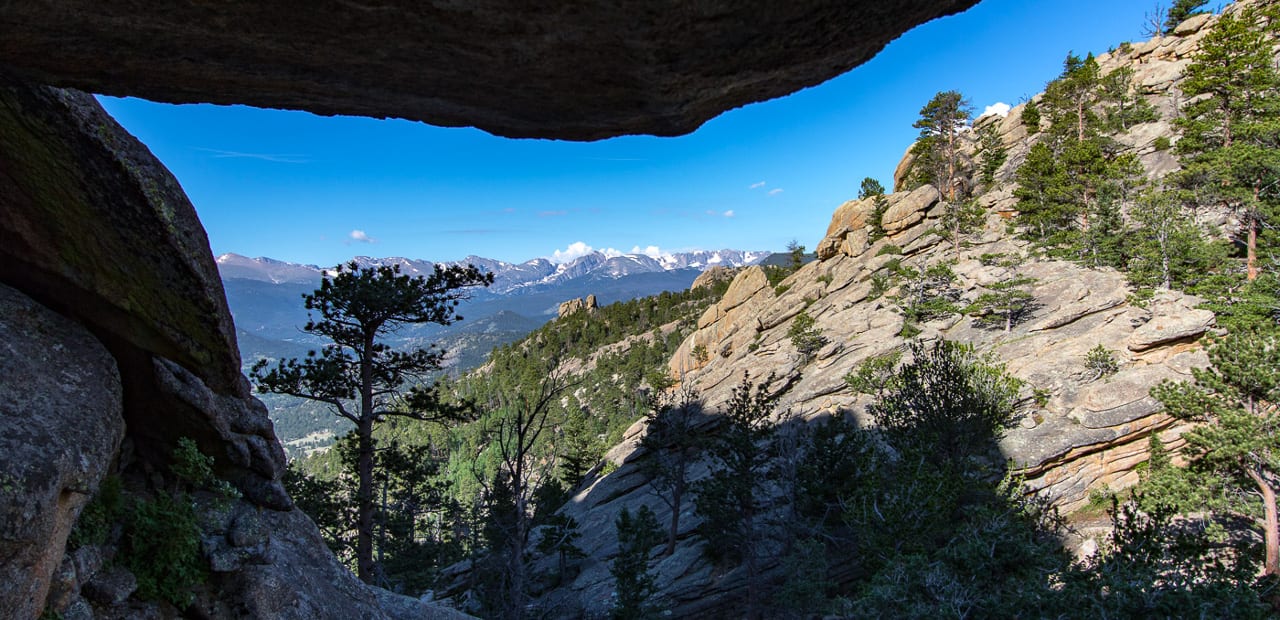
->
0, 283, 124, 620
0, 77, 468, 618
0, 1, 977, 139
0, 76, 286, 508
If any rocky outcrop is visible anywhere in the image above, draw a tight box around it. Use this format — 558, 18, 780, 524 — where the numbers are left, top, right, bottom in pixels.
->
0, 75, 287, 509
0, 283, 124, 620
0, 1, 978, 140
558, 294, 599, 318
690, 265, 740, 291
543, 222, 1211, 618
0, 77, 467, 618
527, 9, 1237, 616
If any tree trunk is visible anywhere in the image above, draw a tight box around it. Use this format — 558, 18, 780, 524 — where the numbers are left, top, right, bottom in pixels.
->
1077, 101, 1085, 143
1160, 232, 1171, 290
1248, 188, 1259, 281
356, 335, 377, 583
666, 478, 684, 557
1246, 467, 1279, 577
356, 415, 376, 583
743, 506, 758, 620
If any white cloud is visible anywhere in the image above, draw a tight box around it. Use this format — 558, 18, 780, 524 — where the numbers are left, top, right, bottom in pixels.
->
768, 188, 784, 196
723, 210, 736, 218
630, 245, 665, 258
550, 241, 597, 263
982, 102, 1012, 118
749, 181, 766, 189
348, 229, 375, 244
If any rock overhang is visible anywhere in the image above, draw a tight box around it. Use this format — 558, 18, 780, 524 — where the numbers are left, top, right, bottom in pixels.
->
0, 0, 979, 140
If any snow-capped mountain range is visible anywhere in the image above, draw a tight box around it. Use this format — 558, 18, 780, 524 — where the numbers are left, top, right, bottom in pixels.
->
215, 249, 769, 295
218, 248, 768, 450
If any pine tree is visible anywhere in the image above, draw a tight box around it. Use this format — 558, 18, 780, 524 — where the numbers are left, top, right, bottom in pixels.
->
976, 122, 1007, 188
965, 276, 1039, 332
1128, 187, 1228, 291
1021, 98, 1042, 133
860, 176, 891, 242
1151, 329, 1280, 577
858, 176, 885, 200
1041, 52, 1100, 144
869, 193, 890, 242
253, 261, 491, 582
786, 239, 806, 271
1176, 5, 1280, 282
868, 340, 1023, 465
787, 309, 828, 360
694, 374, 777, 619
638, 386, 704, 557
610, 506, 664, 620
1100, 66, 1158, 132
1014, 52, 1144, 261
908, 90, 973, 200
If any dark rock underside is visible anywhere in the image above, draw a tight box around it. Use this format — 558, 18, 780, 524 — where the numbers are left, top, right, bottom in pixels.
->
0, 0, 977, 140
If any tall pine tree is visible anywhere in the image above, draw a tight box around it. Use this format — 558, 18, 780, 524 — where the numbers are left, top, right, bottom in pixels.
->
1176, 4, 1280, 282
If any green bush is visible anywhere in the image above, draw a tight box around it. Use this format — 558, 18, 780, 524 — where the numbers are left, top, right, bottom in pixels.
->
173, 437, 241, 504
788, 310, 828, 359
122, 491, 206, 606
1085, 344, 1119, 381
68, 476, 124, 549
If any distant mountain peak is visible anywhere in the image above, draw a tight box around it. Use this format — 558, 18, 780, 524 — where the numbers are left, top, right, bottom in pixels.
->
217, 248, 769, 292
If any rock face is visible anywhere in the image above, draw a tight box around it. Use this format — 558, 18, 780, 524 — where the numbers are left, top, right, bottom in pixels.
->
0, 74, 286, 509
0, 283, 125, 620
194, 506, 472, 620
0, 1, 978, 140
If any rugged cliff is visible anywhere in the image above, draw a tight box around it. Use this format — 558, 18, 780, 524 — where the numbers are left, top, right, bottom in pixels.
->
524, 9, 1240, 616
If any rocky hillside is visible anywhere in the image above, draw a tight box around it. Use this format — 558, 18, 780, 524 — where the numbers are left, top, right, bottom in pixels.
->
521, 8, 1249, 616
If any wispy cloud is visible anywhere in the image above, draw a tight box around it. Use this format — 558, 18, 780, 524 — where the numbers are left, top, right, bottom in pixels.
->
705, 209, 736, 218
347, 230, 376, 244
539, 210, 568, 218
723, 210, 736, 218
194, 147, 310, 164
768, 188, 784, 196
749, 181, 766, 189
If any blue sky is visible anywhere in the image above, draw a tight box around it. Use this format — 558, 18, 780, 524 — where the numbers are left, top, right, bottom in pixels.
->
99, 0, 1155, 267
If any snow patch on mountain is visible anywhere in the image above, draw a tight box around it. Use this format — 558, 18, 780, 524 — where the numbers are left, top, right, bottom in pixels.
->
217, 249, 769, 294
